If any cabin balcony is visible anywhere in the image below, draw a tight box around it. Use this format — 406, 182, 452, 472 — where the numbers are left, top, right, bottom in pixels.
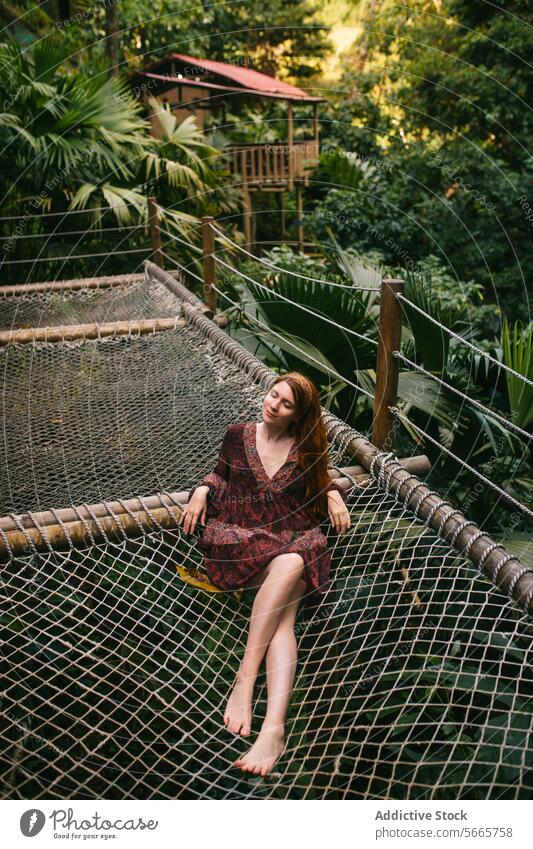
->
228, 140, 319, 190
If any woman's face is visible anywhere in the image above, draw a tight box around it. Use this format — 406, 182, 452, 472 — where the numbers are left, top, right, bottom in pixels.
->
262, 381, 298, 430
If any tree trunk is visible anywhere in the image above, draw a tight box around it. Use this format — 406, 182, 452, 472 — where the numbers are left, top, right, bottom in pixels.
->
105, 0, 121, 77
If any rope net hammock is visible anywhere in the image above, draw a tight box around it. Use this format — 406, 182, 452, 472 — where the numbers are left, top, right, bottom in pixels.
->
1, 263, 532, 800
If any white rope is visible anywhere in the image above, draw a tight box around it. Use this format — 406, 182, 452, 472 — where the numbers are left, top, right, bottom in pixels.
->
0, 225, 143, 241
391, 406, 533, 519
0, 206, 116, 221
214, 255, 378, 347
158, 248, 183, 269
395, 351, 532, 442
167, 255, 204, 284
210, 281, 376, 400
0, 248, 147, 265
210, 223, 377, 291
397, 294, 533, 388
159, 227, 203, 254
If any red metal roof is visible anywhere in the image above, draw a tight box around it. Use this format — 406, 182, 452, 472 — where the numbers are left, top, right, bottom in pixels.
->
138, 71, 325, 103
169, 53, 318, 101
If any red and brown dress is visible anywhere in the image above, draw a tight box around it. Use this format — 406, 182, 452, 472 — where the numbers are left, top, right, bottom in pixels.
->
188, 421, 346, 597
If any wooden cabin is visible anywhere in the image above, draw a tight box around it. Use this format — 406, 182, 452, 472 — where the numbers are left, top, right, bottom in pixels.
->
128, 53, 327, 248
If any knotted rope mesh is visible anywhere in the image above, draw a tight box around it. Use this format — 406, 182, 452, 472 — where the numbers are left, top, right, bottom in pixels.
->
0, 272, 183, 331
1, 266, 531, 800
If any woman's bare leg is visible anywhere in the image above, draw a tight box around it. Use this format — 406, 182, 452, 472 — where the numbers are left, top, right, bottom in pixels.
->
233, 576, 307, 775
223, 552, 305, 737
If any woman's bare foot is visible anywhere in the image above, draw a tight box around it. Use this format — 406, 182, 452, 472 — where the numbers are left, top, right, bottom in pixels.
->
223, 674, 255, 736
233, 723, 285, 776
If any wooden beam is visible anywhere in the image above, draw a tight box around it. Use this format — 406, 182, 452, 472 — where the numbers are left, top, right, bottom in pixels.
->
0, 273, 146, 297
0, 457, 430, 538
0, 503, 184, 559
0, 316, 186, 345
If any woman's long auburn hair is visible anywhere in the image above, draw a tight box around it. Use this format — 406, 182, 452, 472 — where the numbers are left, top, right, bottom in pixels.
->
266, 372, 332, 520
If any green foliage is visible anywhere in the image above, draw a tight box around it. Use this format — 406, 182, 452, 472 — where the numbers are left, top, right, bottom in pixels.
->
0, 36, 235, 280
402, 267, 469, 373
315, 0, 533, 320
219, 246, 377, 419
502, 320, 533, 429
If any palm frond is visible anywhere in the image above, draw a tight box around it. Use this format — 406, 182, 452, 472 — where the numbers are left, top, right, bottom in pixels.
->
502, 320, 533, 429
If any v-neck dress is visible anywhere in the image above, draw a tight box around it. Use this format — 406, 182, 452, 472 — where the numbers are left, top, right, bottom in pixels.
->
188, 421, 347, 597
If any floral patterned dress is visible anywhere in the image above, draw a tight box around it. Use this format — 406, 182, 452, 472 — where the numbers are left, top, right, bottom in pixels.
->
188, 421, 346, 597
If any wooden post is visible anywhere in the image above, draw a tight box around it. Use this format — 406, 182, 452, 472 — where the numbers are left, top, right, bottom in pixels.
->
296, 183, 304, 252
287, 101, 294, 192
313, 102, 319, 146
280, 194, 286, 242
201, 216, 216, 315
242, 185, 253, 251
148, 197, 163, 268
372, 278, 404, 449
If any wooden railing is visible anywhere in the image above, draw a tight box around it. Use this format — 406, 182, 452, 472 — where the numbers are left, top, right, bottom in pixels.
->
228, 140, 319, 189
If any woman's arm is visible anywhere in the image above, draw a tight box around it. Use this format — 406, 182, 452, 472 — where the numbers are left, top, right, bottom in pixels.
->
188, 425, 233, 502
325, 478, 348, 503
326, 479, 350, 533
181, 426, 234, 536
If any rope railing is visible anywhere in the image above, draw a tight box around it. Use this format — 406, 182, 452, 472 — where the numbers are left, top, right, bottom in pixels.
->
158, 226, 203, 254
158, 248, 182, 268
394, 351, 532, 442
207, 279, 376, 401
0, 247, 147, 265
213, 254, 379, 347
0, 225, 143, 241
209, 221, 378, 291
397, 293, 533, 389
390, 406, 533, 520
0, 205, 120, 221
161, 217, 531, 469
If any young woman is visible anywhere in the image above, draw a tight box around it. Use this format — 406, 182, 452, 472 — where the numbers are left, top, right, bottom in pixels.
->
179, 371, 350, 776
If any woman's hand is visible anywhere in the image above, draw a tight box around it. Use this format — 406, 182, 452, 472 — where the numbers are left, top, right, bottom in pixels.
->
327, 489, 350, 534
179, 486, 210, 535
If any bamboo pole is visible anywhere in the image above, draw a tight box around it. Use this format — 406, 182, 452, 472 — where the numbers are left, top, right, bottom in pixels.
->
148, 196, 163, 268
372, 279, 404, 449
0, 503, 183, 559
202, 216, 216, 315
0, 316, 186, 345
0, 458, 433, 561
1, 273, 146, 297
0, 456, 431, 538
